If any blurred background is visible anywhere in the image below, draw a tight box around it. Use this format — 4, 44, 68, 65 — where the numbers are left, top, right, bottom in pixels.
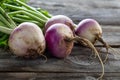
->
28, 0, 120, 25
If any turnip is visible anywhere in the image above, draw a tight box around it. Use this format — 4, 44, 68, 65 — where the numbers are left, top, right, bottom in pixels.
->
75, 19, 102, 44
75, 18, 120, 79
44, 15, 75, 33
75, 19, 119, 59
0, 7, 46, 58
45, 23, 74, 58
45, 23, 104, 79
8, 22, 46, 58
75, 19, 104, 56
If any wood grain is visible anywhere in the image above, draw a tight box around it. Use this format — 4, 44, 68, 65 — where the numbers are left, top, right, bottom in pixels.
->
0, 72, 120, 80
29, 0, 120, 25
0, 46, 119, 72
0, 0, 120, 80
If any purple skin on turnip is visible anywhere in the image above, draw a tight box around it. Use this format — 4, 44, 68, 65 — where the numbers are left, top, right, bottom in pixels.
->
44, 15, 75, 33
45, 23, 74, 58
8, 22, 46, 58
75, 19, 120, 59
75, 19, 102, 44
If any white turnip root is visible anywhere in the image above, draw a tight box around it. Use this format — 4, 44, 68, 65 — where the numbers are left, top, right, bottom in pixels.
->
8, 22, 46, 58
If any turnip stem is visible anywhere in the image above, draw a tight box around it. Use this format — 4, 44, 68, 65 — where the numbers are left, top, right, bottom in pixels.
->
12, 17, 43, 27
3, 3, 23, 10
16, 0, 36, 11
0, 35, 8, 42
21, 11, 45, 24
36, 8, 52, 18
8, 10, 46, 24
0, 26, 12, 34
4, 4, 47, 25
4, 3, 49, 21
15, 14, 32, 20
24, 9, 48, 22
0, 7, 16, 28
16, 0, 49, 20
0, 14, 12, 28
8, 11, 45, 26
8, 11, 24, 16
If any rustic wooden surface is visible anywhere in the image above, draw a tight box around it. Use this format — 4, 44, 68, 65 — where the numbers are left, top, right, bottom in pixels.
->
0, 0, 120, 80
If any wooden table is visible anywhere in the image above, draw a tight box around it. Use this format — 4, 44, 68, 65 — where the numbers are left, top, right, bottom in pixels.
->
0, 0, 120, 80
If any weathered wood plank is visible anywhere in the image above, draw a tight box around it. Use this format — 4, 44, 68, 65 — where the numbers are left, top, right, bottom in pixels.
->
98, 25, 120, 46
0, 46, 120, 73
0, 72, 120, 80
0, 1, 120, 80
29, 0, 120, 25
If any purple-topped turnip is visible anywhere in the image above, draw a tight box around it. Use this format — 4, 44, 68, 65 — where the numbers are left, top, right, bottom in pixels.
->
75, 19, 102, 44
45, 23, 74, 58
75, 19, 119, 58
